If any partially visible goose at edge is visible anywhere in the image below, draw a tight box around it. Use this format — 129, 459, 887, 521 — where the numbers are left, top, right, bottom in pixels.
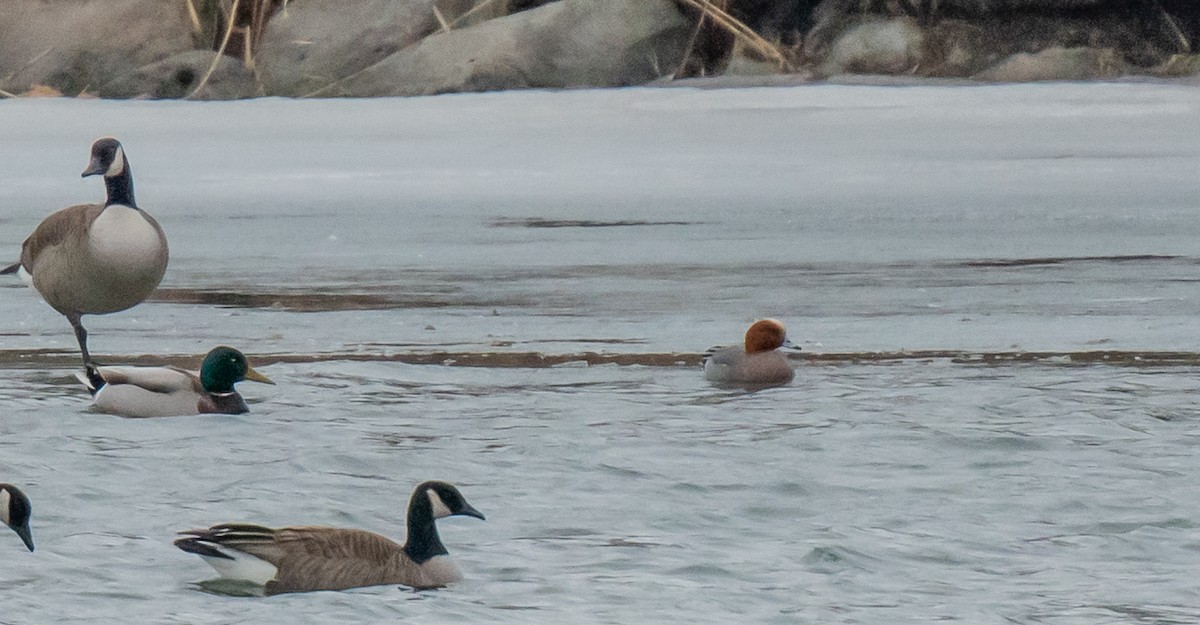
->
1, 483, 34, 552
76, 346, 274, 418
175, 481, 484, 594
2, 137, 168, 366
703, 318, 799, 388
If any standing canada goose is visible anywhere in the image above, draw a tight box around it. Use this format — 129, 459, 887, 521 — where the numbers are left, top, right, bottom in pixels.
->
175, 481, 484, 594
1, 137, 168, 365
76, 346, 274, 418
1, 483, 34, 552
703, 318, 799, 387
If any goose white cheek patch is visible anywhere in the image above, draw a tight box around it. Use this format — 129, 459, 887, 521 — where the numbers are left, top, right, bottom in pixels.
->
427, 489, 453, 519
106, 147, 125, 176
0, 489, 9, 526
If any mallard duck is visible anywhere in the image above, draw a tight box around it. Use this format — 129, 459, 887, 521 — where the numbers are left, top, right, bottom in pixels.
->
703, 318, 798, 387
1, 137, 168, 365
175, 480, 485, 594
1, 483, 34, 552
76, 346, 274, 418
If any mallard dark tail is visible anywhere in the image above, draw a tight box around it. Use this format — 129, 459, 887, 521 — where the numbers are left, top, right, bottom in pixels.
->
74, 364, 106, 397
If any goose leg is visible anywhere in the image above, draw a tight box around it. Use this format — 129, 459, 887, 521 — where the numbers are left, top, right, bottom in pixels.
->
66, 312, 91, 365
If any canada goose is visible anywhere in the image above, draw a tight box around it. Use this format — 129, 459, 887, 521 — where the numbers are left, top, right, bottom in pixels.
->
175, 480, 484, 594
76, 346, 274, 418
1, 137, 168, 365
703, 319, 798, 387
1, 483, 34, 552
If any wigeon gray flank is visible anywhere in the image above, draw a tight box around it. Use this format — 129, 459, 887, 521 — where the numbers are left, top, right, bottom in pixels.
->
703, 319, 798, 387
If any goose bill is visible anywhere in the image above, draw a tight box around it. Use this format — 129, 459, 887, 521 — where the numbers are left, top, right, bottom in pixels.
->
13, 522, 33, 552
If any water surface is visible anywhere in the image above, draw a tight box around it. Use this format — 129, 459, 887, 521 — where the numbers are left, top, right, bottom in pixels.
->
1, 83, 1199, 624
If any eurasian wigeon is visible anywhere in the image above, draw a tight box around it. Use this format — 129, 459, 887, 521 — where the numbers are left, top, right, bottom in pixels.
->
703, 319, 798, 387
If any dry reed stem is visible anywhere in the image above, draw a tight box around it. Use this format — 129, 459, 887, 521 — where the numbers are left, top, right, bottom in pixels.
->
3, 47, 54, 84
1151, 0, 1191, 53
188, 0, 241, 99
449, 0, 506, 29
184, 0, 202, 34
432, 5, 452, 33
675, 0, 792, 71
246, 0, 274, 69
671, 6, 709, 79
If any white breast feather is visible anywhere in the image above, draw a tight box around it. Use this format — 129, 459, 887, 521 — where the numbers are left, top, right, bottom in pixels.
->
15, 265, 34, 287
88, 205, 163, 269
417, 555, 463, 587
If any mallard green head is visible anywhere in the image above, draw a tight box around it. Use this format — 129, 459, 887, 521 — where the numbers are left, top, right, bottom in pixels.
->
199, 346, 274, 393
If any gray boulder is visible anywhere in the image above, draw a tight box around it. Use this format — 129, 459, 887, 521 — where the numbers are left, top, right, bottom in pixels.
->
0, 0, 195, 96
819, 18, 924, 77
329, 0, 692, 97
974, 47, 1129, 82
98, 51, 257, 100
256, 0, 441, 97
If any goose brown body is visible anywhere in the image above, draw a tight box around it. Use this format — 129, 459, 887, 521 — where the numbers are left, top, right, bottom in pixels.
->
3, 138, 168, 365
20, 201, 166, 316
175, 481, 484, 594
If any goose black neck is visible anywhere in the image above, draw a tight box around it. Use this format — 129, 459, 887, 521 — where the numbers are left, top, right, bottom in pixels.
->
403, 494, 448, 564
104, 158, 136, 208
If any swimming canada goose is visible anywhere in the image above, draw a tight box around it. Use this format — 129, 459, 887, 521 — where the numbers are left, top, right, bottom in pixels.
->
703, 319, 798, 387
76, 346, 274, 418
1, 137, 168, 365
1, 483, 34, 552
175, 481, 484, 594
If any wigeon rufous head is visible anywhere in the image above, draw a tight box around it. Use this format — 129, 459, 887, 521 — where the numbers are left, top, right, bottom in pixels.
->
744, 318, 796, 354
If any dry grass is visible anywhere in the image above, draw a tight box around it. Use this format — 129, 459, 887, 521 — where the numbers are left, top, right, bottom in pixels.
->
674, 0, 794, 72
188, 0, 241, 98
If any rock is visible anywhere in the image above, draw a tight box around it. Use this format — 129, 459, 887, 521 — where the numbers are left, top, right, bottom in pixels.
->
974, 47, 1129, 82
723, 42, 787, 77
98, 51, 257, 100
256, 0, 441, 97
819, 18, 924, 76
917, 19, 1004, 77
1156, 53, 1200, 78
327, 0, 692, 97
0, 0, 195, 96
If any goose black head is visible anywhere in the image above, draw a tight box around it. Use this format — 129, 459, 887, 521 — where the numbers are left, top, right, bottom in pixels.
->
82, 137, 127, 178
415, 481, 485, 521
0, 484, 34, 552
